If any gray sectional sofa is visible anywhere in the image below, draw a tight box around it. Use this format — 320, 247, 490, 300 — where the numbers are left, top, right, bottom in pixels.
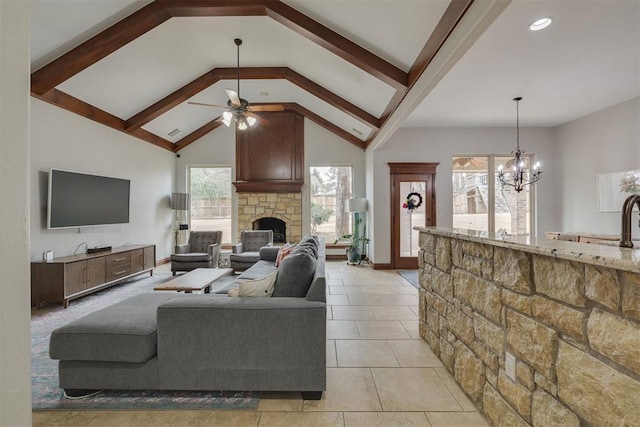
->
49, 236, 326, 400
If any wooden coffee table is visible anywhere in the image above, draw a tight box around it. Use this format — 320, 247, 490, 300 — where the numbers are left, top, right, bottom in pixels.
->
154, 268, 233, 293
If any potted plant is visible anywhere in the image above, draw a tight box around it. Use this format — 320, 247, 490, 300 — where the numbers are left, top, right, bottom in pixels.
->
334, 217, 369, 264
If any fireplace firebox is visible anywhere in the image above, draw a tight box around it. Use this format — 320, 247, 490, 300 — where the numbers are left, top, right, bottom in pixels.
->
253, 217, 286, 243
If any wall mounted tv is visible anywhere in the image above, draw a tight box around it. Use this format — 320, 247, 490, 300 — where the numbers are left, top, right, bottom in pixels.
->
48, 169, 130, 229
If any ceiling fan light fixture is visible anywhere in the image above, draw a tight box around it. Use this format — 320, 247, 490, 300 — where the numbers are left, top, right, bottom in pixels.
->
237, 120, 248, 131
246, 116, 257, 127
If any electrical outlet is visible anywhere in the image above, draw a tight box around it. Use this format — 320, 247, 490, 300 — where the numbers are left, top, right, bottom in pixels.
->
505, 351, 516, 381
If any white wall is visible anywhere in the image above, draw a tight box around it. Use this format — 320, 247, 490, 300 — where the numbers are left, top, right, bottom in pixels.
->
30, 100, 176, 261
0, 0, 32, 424
556, 97, 640, 237
174, 118, 366, 244
370, 127, 559, 264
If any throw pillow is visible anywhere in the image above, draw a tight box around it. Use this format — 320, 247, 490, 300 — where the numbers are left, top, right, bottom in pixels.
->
272, 251, 317, 297
238, 270, 278, 297
275, 244, 296, 267
227, 288, 239, 297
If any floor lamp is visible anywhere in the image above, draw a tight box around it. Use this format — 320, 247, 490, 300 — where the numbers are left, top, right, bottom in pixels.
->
347, 197, 368, 264
171, 192, 190, 247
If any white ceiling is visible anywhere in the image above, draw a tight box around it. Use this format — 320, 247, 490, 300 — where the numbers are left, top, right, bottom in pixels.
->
30, 0, 640, 148
404, 0, 640, 128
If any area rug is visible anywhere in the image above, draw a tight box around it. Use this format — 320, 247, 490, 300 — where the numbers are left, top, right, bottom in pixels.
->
31, 271, 259, 410
397, 270, 419, 289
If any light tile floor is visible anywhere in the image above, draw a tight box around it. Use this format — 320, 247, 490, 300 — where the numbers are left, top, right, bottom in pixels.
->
33, 261, 489, 426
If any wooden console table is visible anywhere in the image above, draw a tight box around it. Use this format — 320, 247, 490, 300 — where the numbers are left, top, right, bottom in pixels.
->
31, 244, 156, 308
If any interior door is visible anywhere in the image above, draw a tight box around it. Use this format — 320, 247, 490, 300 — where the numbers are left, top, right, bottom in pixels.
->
389, 163, 438, 269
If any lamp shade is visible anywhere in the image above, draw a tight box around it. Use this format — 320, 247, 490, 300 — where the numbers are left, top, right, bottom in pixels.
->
347, 197, 368, 213
171, 192, 190, 210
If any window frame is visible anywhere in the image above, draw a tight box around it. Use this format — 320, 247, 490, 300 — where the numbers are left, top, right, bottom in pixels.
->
452, 154, 537, 236
187, 164, 234, 245
308, 164, 354, 244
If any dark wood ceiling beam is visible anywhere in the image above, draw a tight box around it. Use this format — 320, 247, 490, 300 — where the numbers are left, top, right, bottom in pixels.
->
174, 102, 366, 151
126, 66, 379, 133
367, 0, 475, 149
283, 68, 379, 129
409, 0, 474, 86
265, 1, 408, 90
174, 118, 224, 151
282, 103, 366, 150
31, 1, 171, 95
125, 70, 222, 131
33, 89, 174, 151
162, 0, 267, 17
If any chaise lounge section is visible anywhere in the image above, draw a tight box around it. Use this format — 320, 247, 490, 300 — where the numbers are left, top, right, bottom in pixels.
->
49, 236, 326, 399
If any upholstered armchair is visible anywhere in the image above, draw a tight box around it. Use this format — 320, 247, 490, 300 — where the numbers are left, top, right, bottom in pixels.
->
230, 230, 273, 272
171, 231, 222, 275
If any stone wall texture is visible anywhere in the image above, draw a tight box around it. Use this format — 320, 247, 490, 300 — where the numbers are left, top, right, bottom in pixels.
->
418, 231, 640, 426
236, 192, 302, 243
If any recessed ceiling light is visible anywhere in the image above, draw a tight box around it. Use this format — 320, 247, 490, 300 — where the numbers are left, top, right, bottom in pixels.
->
529, 17, 553, 31
168, 128, 181, 137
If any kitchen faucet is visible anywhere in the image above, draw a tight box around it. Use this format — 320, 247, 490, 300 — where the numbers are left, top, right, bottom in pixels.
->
620, 194, 640, 248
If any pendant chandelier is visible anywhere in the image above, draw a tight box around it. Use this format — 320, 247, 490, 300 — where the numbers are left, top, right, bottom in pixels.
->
497, 97, 542, 192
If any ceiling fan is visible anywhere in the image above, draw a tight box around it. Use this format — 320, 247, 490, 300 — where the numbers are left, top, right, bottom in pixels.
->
188, 38, 283, 130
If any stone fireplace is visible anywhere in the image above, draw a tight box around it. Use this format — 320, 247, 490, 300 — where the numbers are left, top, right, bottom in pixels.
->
236, 192, 302, 244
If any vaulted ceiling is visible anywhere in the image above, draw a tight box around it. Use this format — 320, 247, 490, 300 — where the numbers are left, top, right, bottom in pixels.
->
30, 1, 640, 153
30, 0, 473, 152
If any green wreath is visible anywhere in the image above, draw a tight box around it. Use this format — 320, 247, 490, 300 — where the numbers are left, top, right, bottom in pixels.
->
403, 192, 423, 213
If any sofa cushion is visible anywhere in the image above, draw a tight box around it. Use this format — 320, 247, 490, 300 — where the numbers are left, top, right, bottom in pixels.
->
229, 270, 278, 297
229, 251, 260, 264
297, 236, 319, 257
272, 251, 317, 297
49, 293, 175, 363
237, 260, 277, 280
170, 252, 211, 262
275, 243, 296, 267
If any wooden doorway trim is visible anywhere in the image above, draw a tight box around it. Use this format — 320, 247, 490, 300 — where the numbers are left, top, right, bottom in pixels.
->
389, 162, 438, 269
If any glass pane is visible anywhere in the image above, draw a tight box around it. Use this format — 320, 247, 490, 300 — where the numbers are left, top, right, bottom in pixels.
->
400, 181, 425, 257
310, 166, 352, 242
495, 156, 531, 236
189, 167, 232, 244
452, 156, 489, 232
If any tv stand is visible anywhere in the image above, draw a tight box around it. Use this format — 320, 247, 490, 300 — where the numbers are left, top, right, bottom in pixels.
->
31, 244, 155, 308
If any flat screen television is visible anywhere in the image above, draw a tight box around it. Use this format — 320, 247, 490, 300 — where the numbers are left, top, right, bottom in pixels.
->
48, 169, 130, 229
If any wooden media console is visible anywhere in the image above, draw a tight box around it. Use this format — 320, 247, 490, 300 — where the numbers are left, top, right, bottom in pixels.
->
31, 244, 156, 308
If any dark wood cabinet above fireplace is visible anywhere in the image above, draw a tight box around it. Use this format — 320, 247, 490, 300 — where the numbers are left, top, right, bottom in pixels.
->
234, 111, 304, 193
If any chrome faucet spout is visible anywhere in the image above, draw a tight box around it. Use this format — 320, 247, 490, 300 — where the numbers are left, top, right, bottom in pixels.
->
620, 194, 640, 248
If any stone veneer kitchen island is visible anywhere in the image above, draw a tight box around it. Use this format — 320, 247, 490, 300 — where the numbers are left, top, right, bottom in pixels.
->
416, 226, 640, 426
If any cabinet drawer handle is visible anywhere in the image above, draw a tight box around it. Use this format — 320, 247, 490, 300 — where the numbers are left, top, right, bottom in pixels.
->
113, 257, 126, 262
113, 270, 127, 275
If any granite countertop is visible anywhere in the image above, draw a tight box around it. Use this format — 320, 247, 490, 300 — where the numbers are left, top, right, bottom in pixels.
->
415, 226, 640, 273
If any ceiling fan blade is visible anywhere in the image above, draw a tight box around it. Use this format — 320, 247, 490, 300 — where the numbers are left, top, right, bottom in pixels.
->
250, 104, 285, 112
226, 89, 241, 107
246, 111, 270, 126
188, 101, 227, 108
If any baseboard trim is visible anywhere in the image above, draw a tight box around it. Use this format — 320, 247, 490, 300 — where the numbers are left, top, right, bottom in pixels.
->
371, 263, 393, 270
326, 254, 347, 261
157, 257, 170, 265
